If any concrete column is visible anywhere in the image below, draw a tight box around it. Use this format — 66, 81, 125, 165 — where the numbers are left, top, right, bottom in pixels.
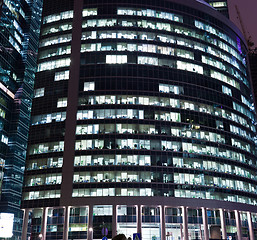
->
112, 205, 117, 238
41, 207, 48, 240
180, 224, 183, 240
182, 206, 188, 240
137, 205, 142, 235
21, 209, 30, 240
161, 206, 166, 240
247, 212, 254, 240
219, 209, 227, 240
60, 0, 83, 206
199, 224, 203, 239
202, 207, 209, 240
235, 210, 242, 240
63, 206, 70, 240
88, 205, 94, 240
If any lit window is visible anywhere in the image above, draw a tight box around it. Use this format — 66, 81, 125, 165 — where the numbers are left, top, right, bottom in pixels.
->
31, 112, 66, 125
138, 56, 158, 65
117, 8, 183, 22
222, 85, 232, 96
14, 31, 22, 44
9, 36, 21, 53
82, 8, 97, 17
106, 55, 127, 64
25, 190, 61, 200
211, 70, 239, 89
34, 88, 45, 98
40, 34, 72, 47
60, 11, 74, 20
159, 84, 183, 94
43, 11, 73, 24
0, 108, 5, 119
38, 58, 70, 72
39, 45, 71, 60
42, 23, 72, 36
241, 95, 251, 108
177, 61, 203, 74
177, 49, 194, 59
29, 142, 64, 155
1, 135, 8, 144
57, 98, 67, 108
84, 82, 95, 91
81, 43, 97, 52
0, 82, 15, 99
54, 70, 70, 81
211, 2, 227, 7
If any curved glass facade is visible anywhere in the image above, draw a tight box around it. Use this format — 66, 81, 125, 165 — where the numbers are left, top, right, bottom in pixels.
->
22, 0, 257, 239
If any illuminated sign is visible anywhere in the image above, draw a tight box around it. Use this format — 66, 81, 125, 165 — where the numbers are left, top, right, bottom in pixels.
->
0, 213, 14, 238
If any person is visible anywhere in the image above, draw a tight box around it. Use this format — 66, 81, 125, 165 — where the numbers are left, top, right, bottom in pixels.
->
112, 234, 127, 240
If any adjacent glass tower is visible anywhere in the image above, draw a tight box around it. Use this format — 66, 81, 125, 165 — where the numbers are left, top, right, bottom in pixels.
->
0, 0, 42, 238
22, 0, 257, 239
204, 0, 229, 18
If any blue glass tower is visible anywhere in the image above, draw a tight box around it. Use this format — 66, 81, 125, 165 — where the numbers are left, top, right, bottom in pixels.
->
0, 0, 42, 238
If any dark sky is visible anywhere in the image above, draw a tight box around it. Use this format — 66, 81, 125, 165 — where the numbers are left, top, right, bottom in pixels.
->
228, 0, 257, 48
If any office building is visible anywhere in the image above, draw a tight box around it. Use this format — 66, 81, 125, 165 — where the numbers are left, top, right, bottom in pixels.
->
0, 0, 3, 15
0, 0, 42, 238
22, 0, 257, 239
204, 0, 229, 18
249, 51, 257, 105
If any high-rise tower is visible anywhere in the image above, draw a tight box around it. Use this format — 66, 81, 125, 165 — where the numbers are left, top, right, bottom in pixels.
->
22, 0, 257, 239
0, 0, 42, 238
204, 0, 229, 18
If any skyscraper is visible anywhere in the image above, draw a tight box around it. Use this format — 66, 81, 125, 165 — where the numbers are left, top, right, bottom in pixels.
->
0, 0, 42, 238
203, 0, 229, 18
248, 51, 257, 121
22, 0, 257, 239
0, 0, 3, 15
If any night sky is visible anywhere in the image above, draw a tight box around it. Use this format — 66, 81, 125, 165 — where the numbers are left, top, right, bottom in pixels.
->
228, 0, 257, 49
